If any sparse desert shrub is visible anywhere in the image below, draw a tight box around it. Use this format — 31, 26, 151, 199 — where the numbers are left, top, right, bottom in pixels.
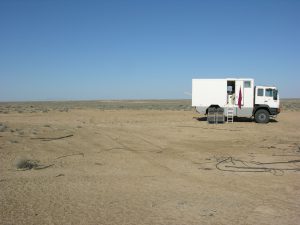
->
0, 123, 7, 132
59, 107, 69, 112
15, 158, 39, 170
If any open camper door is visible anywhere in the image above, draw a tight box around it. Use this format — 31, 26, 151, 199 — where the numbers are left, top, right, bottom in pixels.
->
235, 80, 244, 106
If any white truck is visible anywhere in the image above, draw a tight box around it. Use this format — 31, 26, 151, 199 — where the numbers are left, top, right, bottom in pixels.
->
192, 78, 280, 123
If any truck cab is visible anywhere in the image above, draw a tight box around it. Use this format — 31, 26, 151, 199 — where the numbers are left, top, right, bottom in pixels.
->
253, 86, 280, 123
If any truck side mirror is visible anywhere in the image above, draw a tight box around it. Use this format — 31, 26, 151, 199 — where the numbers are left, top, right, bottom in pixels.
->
273, 89, 278, 100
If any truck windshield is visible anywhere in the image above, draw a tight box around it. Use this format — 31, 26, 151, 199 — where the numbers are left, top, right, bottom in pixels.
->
273, 89, 278, 100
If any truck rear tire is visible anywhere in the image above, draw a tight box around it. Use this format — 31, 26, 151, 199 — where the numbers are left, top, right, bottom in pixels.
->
255, 109, 270, 123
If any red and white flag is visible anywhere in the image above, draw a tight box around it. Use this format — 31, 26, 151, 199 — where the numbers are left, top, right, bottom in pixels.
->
238, 87, 242, 109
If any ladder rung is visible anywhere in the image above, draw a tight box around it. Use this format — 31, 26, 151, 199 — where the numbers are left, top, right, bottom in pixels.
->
226, 107, 234, 123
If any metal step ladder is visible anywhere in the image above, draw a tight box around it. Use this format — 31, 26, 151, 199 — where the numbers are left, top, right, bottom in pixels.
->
227, 107, 234, 123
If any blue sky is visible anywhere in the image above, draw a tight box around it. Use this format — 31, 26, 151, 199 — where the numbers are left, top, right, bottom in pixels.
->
0, 0, 299, 101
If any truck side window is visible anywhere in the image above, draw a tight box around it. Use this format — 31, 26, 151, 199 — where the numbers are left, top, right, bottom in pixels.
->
265, 88, 273, 97
244, 81, 251, 88
257, 88, 264, 96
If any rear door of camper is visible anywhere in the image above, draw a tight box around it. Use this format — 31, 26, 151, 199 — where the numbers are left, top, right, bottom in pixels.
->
234, 79, 254, 117
235, 79, 254, 107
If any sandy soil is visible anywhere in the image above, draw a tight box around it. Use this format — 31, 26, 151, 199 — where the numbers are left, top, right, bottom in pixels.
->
1, 105, 300, 225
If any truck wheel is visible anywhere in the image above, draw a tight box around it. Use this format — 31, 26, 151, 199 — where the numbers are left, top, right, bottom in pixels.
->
255, 109, 270, 123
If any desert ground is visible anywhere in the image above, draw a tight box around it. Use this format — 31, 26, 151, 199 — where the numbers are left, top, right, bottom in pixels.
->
0, 99, 300, 225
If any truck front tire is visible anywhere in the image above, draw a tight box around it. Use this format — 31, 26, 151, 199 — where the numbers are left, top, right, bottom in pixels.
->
255, 109, 270, 123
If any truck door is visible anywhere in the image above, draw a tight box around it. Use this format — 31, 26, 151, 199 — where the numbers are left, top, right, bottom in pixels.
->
265, 88, 279, 108
235, 80, 244, 106
255, 87, 279, 108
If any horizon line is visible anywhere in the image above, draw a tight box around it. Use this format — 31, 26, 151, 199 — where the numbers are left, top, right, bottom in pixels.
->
1, 97, 300, 104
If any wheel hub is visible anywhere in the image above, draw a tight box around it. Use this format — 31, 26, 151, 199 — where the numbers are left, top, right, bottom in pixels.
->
259, 114, 266, 120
